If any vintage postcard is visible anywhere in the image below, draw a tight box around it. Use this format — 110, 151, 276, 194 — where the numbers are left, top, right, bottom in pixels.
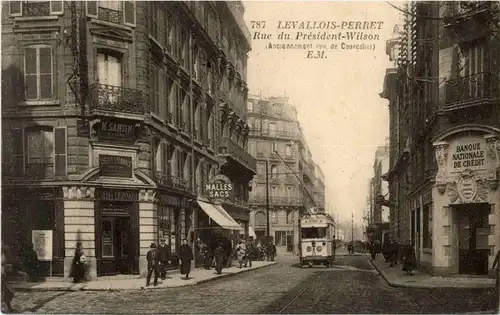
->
0, 0, 498, 314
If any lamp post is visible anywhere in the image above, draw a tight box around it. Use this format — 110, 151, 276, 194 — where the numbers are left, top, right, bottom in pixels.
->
351, 212, 354, 243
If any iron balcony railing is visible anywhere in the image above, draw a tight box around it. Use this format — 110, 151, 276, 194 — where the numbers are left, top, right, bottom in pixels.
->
25, 162, 54, 180
249, 196, 303, 206
218, 137, 257, 173
445, 72, 496, 106
89, 84, 146, 115
24, 1, 50, 16
250, 128, 296, 139
155, 171, 189, 191
98, 7, 122, 24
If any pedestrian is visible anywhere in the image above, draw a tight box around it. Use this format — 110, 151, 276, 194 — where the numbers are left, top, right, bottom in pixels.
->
179, 239, 193, 279
23, 242, 39, 282
214, 243, 225, 275
203, 242, 212, 270
370, 242, 376, 260
401, 240, 416, 276
270, 241, 277, 261
158, 238, 170, 280
1, 249, 14, 313
71, 242, 86, 283
235, 240, 246, 268
146, 243, 159, 287
244, 239, 254, 268
390, 238, 399, 267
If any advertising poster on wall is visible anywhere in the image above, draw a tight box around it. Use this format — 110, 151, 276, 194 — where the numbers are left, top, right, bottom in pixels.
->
32, 230, 53, 261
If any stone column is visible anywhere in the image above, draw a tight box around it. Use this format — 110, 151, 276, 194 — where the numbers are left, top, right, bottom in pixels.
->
138, 189, 157, 277
62, 186, 97, 280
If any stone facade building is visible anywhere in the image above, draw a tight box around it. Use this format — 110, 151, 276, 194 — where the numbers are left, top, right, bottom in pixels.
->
1, 1, 255, 279
246, 95, 318, 254
380, 1, 499, 277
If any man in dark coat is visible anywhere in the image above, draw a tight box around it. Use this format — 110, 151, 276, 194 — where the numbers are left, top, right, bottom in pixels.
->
179, 239, 193, 279
158, 238, 170, 280
203, 241, 212, 270
146, 243, 159, 286
214, 243, 225, 275
244, 239, 255, 268
390, 238, 399, 267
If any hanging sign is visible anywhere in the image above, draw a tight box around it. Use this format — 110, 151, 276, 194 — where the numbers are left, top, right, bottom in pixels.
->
205, 174, 233, 200
32, 230, 53, 261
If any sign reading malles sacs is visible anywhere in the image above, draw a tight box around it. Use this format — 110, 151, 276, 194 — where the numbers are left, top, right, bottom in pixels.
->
99, 155, 133, 178
451, 142, 485, 169
205, 174, 233, 199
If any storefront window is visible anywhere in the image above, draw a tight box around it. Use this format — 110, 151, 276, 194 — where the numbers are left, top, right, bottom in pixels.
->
102, 219, 113, 257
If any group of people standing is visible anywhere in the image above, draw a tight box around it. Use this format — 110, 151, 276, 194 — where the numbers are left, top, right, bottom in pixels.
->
380, 238, 416, 276
146, 238, 193, 287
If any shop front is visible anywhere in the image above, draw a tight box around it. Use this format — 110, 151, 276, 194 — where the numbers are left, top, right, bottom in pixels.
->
157, 193, 182, 269
432, 125, 499, 277
95, 189, 140, 276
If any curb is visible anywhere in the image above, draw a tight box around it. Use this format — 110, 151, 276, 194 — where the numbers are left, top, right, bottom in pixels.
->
12, 262, 278, 292
369, 259, 495, 289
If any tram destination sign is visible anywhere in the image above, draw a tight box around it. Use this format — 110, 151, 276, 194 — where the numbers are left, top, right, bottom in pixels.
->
99, 155, 133, 178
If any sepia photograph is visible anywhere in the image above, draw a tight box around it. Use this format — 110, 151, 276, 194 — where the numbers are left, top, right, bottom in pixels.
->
0, 0, 498, 313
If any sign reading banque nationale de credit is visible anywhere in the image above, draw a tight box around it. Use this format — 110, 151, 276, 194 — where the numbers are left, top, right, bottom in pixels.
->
205, 174, 233, 199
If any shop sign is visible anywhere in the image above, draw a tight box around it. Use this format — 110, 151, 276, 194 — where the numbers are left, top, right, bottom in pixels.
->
205, 174, 233, 200
448, 136, 487, 172
32, 230, 53, 261
99, 155, 133, 178
159, 195, 180, 207
101, 205, 129, 215
97, 189, 138, 201
98, 119, 136, 142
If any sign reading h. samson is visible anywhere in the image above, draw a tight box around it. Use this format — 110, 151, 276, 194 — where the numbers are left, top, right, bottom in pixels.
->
205, 174, 233, 199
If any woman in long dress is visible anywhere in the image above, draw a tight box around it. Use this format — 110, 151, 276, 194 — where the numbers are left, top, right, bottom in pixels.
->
401, 240, 416, 276
214, 243, 225, 275
71, 242, 85, 283
179, 239, 193, 279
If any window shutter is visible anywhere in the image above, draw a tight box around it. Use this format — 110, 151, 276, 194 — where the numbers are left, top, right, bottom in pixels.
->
86, 1, 98, 17
54, 127, 67, 177
50, 1, 63, 14
10, 1, 22, 16
123, 1, 136, 26
11, 129, 24, 176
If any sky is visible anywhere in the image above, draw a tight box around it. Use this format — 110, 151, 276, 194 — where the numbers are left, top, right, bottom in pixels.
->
243, 1, 401, 226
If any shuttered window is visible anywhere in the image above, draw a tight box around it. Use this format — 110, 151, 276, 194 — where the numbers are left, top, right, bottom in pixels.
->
11, 129, 24, 176
54, 127, 67, 176
123, 1, 135, 26
24, 46, 53, 101
9, 1, 22, 16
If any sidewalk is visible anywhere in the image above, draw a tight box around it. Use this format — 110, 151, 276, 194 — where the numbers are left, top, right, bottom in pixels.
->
370, 255, 494, 289
11, 261, 277, 292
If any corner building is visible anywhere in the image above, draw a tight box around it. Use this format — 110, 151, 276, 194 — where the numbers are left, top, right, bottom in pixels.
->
381, 1, 500, 277
1, 1, 255, 279
246, 95, 318, 254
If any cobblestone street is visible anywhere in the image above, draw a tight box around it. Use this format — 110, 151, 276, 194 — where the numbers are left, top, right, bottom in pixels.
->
9, 255, 498, 314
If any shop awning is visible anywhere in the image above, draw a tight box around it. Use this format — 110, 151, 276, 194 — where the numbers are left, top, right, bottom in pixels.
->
197, 200, 242, 230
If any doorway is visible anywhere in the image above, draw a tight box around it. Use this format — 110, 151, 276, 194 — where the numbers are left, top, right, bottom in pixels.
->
457, 204, 489, 275
101, 216, 133, 274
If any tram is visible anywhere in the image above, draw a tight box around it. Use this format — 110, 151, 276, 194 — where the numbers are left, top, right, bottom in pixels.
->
299, 209, 336, 267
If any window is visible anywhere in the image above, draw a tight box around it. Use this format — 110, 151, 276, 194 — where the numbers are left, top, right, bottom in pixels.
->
270, 165, 278, 178
274, 231, 287, 246
86, 1, 135, 26
286, 210, 294, 224
10, 1, 64, 17
286, 144, 292, 156
150, 64, 160, 116
24, 46, 53, 101
155, 142, 169, 174
255, 211, 266, 226
271, 210, 278, 224
271, 142, 277, 153
12, 127, 67, 178
422, 203, 432, 248
271, 185, 278, 198
101, 219, 113, 257
97, 51, 122, 87
247, 101, 253, 112
166, 76, 176, 123
269, 122, 276, 136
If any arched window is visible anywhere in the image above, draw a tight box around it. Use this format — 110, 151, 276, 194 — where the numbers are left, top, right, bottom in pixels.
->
255, 211, 266, 226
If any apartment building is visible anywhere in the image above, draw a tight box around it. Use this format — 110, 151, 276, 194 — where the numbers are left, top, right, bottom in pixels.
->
1, 0, 255, 279
380, 1, 499, 277
246, 95, 317, 254
367, 145, 390, 244
313, 163, 326, 212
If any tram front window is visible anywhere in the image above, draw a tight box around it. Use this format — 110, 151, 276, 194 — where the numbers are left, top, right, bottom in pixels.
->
302, 227, 326, 238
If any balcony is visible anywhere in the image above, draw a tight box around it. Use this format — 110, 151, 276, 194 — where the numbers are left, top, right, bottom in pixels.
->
249, 196, 303, 206
26, 163, 54, 180
24, 1, 50, 16
155, 172, 189, 191
444, 73, 496, 110
98, 6, 122, 24
218, 137, 257, 173
300, 162, 314, 182
89, 84, 146, 116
